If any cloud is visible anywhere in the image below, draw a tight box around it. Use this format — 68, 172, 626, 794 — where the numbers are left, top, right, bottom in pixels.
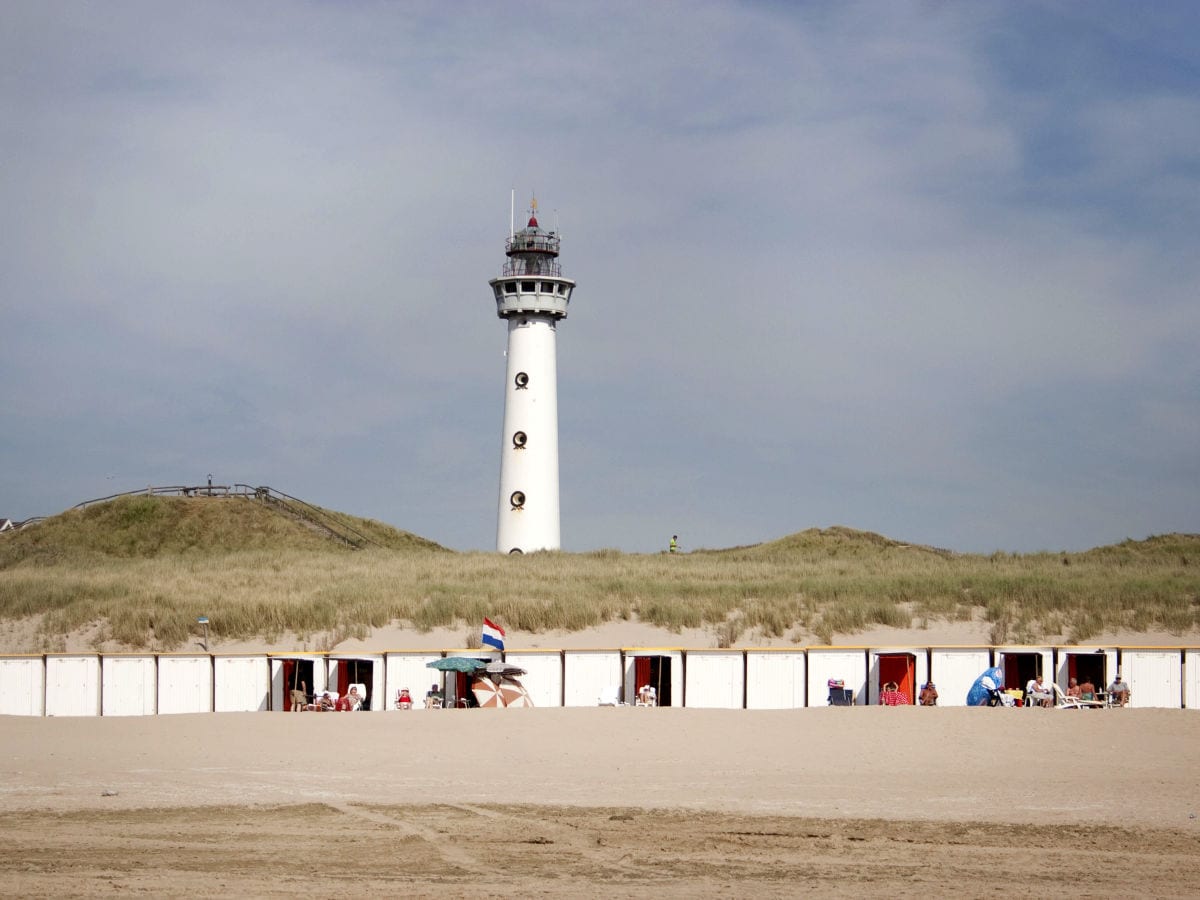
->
1, 1, 1197, 553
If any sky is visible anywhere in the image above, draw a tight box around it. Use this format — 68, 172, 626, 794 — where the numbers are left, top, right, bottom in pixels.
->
2, 1, 1198, 554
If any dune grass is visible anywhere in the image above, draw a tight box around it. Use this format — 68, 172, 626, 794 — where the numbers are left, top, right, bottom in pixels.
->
0, 498, 1197, 651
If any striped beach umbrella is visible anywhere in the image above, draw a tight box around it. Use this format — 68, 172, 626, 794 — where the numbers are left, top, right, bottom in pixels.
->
498, 676, 534, 708
471, 675, 504, 708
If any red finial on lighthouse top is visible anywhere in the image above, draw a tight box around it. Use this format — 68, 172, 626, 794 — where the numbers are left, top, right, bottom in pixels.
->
527, 195, 539, 228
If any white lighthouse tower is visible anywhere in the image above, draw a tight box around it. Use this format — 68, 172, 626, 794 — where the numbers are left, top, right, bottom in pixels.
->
489, 197, 576, 554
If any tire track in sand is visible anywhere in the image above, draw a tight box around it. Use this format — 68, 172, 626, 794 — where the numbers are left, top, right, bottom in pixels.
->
327, 802, 487, 875
446, 802, 647, 877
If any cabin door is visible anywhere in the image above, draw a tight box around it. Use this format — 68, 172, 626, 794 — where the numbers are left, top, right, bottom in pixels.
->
633, 655, 672, 706
1065, 654, 1107, 695
634, 657, 651, 696
1001, 653, 1042, 699
878, 654, 915, 701
283, 659, 315, 710
331, 659, 374, 708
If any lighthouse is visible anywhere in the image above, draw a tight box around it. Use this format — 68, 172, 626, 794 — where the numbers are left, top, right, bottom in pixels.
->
489, 197, 576, 553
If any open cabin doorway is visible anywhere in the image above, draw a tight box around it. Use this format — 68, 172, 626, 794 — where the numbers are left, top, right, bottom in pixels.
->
329, 658, 375, 710
446, 671, 477, 708
282, 658, 315, 711
876, 653, 916, 702
432, 671, 474, 708
999, 652, 1044, 701
632, 655, 673, 707
1064, 652, 1108, 699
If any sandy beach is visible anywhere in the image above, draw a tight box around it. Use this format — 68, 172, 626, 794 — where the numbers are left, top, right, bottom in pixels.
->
2, 706, 1198, 896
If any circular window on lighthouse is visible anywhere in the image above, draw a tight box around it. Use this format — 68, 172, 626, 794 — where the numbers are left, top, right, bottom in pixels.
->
510, 491, 526, 509
515, 372, 530, 389
512, 431, 527, 449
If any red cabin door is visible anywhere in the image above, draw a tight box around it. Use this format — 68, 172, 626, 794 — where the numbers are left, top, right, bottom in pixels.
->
283, 660, 297, 710
635, 657, 651, 691
878, 654, 915, 701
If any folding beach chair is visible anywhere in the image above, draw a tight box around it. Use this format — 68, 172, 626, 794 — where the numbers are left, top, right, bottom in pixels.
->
828, 688, 854, 706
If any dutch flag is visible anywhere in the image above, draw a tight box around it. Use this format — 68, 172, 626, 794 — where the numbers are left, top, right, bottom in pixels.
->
481, 618, 506, 652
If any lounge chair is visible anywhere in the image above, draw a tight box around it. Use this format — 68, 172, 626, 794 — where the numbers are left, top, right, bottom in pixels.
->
597, 685, 624, 706
1053, 683, 1105, 710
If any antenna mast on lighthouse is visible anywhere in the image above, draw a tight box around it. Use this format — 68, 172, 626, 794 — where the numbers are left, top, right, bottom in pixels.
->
487, 195, 577, 553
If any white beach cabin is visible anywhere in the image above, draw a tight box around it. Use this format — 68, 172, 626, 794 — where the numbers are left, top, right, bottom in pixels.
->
439, 649, 499, 708
683, 650, 745, 709
993, 645, 1053, 705
157, 654, 214, 714
564, 649, 623, 706
867, 648, 929, 705
214, 654, 270, 712
1119, 648, 1183, 708
101, 654, 157, 716
745, 649, 807, 709
384, 651, 442, 710
1055, 647, 1118, 701
928, 648, 993, 707
806, 647, 868, 706
45, 653, 101, 717
0, 655, 45, 716
503, 649, 563, 707
269, 653, 327, 711
327, 653, 384, 711
624, 648, 683, 707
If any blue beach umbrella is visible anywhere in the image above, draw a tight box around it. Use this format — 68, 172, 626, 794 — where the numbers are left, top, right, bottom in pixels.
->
966, 666, 1005, 706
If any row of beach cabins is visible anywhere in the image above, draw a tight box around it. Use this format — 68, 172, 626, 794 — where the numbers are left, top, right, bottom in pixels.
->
1, 644, 1198, 717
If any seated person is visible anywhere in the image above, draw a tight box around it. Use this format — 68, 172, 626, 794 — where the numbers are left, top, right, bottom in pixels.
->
918, 682, 938, 706
289, 680, 308, 712
637, 684, 657, 706
425, 683, 443, 708
1066, 677, 1082, 698
345, 686, 364, 711
880, 681, 910, 706
316, 691, 335, 711
1108, 674, 1131, 706
396, 688, 413, 709
1025, 675, 1053, 708
1078, 679, 1097, 701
